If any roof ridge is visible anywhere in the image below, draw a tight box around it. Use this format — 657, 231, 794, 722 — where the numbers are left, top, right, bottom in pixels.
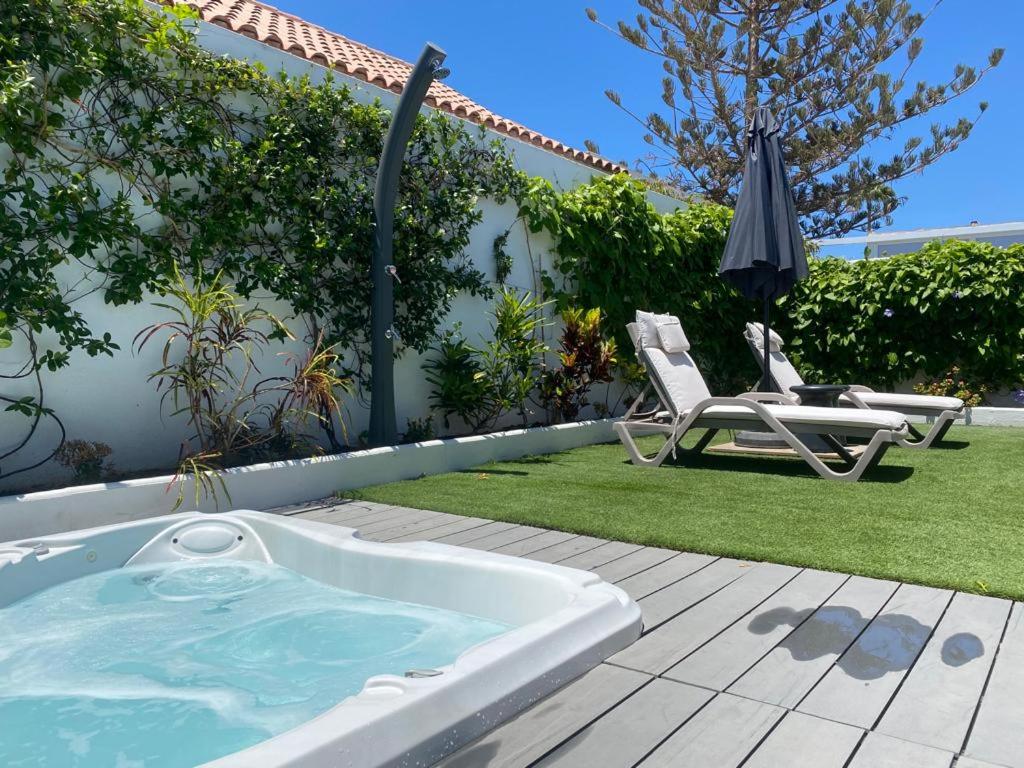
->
173, 0, 625, 173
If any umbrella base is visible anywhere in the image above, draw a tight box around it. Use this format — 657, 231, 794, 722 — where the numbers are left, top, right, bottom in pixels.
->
735, 429, 846, 454
735, 429, 790, 450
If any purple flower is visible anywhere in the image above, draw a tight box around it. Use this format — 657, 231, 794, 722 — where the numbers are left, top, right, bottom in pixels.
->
952, 290, 962, 300
1013, 389, 1024, 405
883, 308, 895, 318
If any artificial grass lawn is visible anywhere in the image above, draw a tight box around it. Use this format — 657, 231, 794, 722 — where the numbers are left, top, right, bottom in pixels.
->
350, 426, 1024, 600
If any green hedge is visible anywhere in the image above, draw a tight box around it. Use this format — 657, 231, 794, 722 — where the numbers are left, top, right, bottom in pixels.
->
780, 241, 1024, 389
523, 175, 1024, 393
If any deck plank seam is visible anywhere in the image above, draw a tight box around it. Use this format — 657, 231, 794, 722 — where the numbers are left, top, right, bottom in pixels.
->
868, 588, 958, 731
604, 550, 682, 584
521, 671, 661, 768
734, 707, 796, 768
379, 517, 493, 542
523, 536, 611, 563
839, 729, 871, 768
789, 578, 903, 713
473, 528, 557, 552
957, 600, 1015, 758
630, 561, 770, 638
649, 565, 807, 669
362, 512, 457, 539
617, 683, 721, 768
705, 573, 853, 694
627, 554, 726, 604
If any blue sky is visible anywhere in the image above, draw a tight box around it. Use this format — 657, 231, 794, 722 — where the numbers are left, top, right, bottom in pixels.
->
281, 0, 1021, 255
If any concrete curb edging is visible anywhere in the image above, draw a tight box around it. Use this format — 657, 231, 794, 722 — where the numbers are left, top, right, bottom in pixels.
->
0, 419, 617, 542
905, 406, 1024, 427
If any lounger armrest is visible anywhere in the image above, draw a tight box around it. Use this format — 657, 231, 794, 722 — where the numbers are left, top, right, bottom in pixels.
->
736, 392, 796, 405
841, 390, 872, 409
847, 385, 874, 393
690, 396, 779, 422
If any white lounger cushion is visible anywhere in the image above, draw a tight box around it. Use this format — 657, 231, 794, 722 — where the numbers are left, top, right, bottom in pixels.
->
642, 333, 904, 431
840, 392, 964, 412
687, 404, 907, 431
636, 311, 691, 352
746, 322, 785, 352
642, 346, 712, 415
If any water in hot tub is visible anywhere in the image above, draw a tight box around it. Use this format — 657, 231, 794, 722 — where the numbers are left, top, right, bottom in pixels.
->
0, 560, 511, 767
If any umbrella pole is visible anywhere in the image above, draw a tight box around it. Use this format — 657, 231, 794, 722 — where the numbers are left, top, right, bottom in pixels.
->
761, 299, 772, 392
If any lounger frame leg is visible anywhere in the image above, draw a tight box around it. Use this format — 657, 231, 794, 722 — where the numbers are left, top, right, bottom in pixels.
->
615, 396, 907, 482
894, 410, 962, 449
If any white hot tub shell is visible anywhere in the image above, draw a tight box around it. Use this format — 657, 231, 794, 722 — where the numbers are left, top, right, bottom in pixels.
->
0, 510, 642, 767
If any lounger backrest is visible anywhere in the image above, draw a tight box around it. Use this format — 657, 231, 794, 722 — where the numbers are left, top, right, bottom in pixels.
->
744, 322, 804, 395
633, 312, 712, 417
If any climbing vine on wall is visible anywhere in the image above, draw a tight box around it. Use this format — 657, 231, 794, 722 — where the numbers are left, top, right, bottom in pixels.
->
520, 174, 1024, 395
0, 0, 524, 477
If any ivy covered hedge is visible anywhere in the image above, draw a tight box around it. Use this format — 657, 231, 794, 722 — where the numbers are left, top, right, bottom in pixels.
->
520, 175, 747, 391
0, 0, 521, 380
780, 241, 1024, 389
522, 175, 1024, 393
0, 0, 522, 477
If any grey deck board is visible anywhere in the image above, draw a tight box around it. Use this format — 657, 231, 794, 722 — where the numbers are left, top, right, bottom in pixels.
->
964, 603, 1024, 767
437, 663, 650, 768
637, 692, 784, 768
460, 525, 549, 552
591, 547, 679, 584
611, 561, 799, 674
729, 575, 898, 708
847, 732, 954, 768
524, 535, 609, 564
664, 568, 847, 691
386, 516, 492, 543
301, 502, 402, 523
632, 557, 753, 631
957, 757, 1011, 768
490, 530, 577, 557
301, 500, 1022, 768
554, 541, 645, 572
740, 711, 864, 768
876, 592, 1011, 753
533, 678, 711, 768
349, 508, 444, 535
360, 512, 459, 541
614, 551, 718, 602
431, 520, 519, 546
797, 582, 952, 728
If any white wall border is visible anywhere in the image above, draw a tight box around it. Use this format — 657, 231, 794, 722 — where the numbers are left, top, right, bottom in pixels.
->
0, 420, 617, 542
907, 406, 1024, 428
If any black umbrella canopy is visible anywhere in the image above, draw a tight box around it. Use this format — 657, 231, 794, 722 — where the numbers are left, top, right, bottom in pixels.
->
718, 106, 808, 390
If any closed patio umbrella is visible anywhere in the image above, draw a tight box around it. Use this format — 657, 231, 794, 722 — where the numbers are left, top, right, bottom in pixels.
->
719, 106, 808, 392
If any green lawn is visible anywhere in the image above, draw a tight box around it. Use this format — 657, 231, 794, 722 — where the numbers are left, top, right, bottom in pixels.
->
350, 426, 1024, 599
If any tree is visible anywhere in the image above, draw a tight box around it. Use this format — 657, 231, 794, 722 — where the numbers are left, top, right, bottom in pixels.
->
586, 1, 1003, 238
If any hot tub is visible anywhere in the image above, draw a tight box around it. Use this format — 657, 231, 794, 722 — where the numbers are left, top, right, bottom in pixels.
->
0, 510, 641, 767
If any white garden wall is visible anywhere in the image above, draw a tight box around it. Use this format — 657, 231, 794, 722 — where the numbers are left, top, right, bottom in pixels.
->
0, 16, 680, 493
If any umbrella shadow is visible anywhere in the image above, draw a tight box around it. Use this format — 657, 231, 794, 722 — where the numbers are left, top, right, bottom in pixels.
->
748, 605, 984, 680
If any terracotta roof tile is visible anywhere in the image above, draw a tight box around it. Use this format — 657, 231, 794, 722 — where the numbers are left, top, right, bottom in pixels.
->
174, 0, 624, 173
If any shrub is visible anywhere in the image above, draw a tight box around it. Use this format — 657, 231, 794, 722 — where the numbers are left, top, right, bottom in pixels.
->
135, 268, 351, 506
540, 308, 617, 422
423, 290, 548, 433
913, 367, 988, 407
54, 439, 112, 483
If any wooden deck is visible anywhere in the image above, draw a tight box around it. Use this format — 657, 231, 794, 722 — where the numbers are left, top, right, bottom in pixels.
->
275, 499, 1021, 768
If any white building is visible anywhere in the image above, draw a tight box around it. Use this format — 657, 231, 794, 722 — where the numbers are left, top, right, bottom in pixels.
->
816, 221, 1024, 259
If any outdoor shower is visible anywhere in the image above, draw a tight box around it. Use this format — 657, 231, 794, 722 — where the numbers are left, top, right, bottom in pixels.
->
368, 43, 448, 447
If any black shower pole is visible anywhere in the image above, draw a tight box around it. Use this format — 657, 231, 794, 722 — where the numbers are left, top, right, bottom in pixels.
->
367, 43, 447, 448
